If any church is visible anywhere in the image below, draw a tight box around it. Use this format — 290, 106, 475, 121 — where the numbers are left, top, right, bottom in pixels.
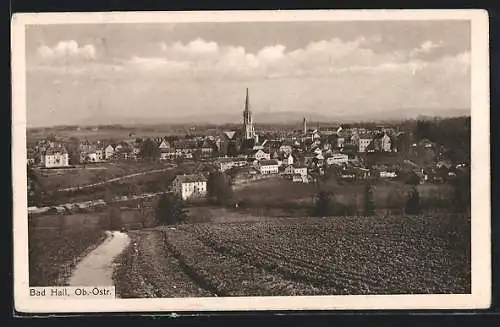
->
242, 88, 259, 145
216, 88, 262, 156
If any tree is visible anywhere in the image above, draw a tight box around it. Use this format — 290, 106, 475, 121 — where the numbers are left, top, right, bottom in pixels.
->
193, 149, 202, 162
363, 182, 375, 216
405, 187, 421, 215
313, 191, 332, 217
155, 193, 187, 225
405, 171, 421, 185
27, 166, 41, 206
207, 171, 234, 205
451, 168, 471, 213
139, 138, 160, 162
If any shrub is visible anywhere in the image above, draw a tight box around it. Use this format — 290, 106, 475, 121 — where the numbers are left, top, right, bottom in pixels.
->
405, 187, 421, 215
155, 194, 187, 225
363, 182, 375, 216
312, 191, 333, 217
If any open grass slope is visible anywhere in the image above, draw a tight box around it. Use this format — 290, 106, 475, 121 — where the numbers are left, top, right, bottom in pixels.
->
36, 162, 173, 192
233, 177, 453, 211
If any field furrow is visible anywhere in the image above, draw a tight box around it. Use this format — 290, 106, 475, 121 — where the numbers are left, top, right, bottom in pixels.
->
163, 228, 325, 296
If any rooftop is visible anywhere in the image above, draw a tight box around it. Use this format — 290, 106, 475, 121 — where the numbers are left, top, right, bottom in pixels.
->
259, 159, 279, 166
174, 173, 207, 184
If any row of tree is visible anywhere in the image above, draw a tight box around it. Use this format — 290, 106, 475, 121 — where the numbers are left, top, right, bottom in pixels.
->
312, 182, 421, 217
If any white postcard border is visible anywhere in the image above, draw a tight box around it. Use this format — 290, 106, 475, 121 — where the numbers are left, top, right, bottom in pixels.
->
12, 9, 491, 313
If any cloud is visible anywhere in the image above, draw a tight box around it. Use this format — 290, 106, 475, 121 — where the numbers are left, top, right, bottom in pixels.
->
143, 36, 405, 79
32, 37, 469, 87
410, 40, 444, 58
123, 56, 191, 72
36, 40, 97, 62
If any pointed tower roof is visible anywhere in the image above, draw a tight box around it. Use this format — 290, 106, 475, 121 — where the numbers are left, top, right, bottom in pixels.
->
244, 88, 250, 113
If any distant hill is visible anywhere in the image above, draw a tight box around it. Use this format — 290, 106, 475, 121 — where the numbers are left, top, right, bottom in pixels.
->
44, 108, 470, 128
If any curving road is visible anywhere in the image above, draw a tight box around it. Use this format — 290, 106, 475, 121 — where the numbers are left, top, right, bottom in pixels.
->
68, 231, 131, 286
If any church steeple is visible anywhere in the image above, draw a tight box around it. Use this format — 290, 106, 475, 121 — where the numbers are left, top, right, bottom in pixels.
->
244, 88, 250, 114
243, 88, 255, 140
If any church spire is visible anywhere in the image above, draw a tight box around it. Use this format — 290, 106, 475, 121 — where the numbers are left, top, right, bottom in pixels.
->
243, 88, 255, 140
244, 88, 250, 113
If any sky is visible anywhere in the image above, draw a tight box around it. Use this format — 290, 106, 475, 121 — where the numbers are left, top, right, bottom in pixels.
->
25, 21, 471, 127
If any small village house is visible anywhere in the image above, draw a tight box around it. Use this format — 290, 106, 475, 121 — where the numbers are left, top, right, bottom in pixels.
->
218, 157, 248, 172
258, 159, 279, 174
326, 153, 349, 166
248, 149, 271, 162
380, 170, 398, 178
381, 134, 392, 152
358, 135, 373, 153
171, 174, 208, 200
292, 173, 309, 183
280, 153, 295, 166
104, 144, 115, 160
41, 147, 69, 168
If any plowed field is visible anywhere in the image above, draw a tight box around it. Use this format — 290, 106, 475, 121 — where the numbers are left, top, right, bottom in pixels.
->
114, 215, 470, 297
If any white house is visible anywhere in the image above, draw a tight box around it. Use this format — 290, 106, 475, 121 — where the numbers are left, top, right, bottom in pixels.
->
249, 149, 271, 162
279, 144, 293, 155
104, 145, 115, 160
280, 153, 294, 166
326, 153, 349, 166
283, 164, 295, 175
292, 173, 309, 183
293, 165, 308, 177
86, 152, 99, 163
258, 160, 279, 174
158, 139, 171, 150
337, 137, 345, 149
42, 147, 69, 168
358, 137, 373, 153
95, 148, 104, 161
381, 134, 392, 152
171, 174, 208, 200
218, 157, 247, 172
380, 171, 397, 178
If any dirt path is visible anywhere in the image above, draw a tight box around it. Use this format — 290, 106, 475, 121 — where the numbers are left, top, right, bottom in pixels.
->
113, 230, 213, 298
68, 231, 130, 286
57, 168, 172, 192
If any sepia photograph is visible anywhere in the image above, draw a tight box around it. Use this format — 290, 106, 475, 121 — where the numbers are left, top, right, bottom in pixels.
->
12, 10, 490, 313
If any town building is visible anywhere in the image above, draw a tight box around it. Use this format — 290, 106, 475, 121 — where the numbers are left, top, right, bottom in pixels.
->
218, 157, 248, 172
326, 153, 349, 166
41, 147, 69, 168
171, 174, 208, 200
292, 173, 309, 183
381, 134, 392, 152
358, 135, 373, 153
248, 149, 271, 162
104, 144, 115, 160
257, 159, 280, 174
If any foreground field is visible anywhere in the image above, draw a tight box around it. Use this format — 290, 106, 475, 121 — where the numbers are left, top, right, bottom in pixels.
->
114, 215, 470, 297
29, 225, 106, 286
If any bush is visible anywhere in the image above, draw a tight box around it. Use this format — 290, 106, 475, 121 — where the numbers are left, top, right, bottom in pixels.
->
363, 182, 375, 216
405, 187, 421, 215
312, 191, 333, 217
155, 194, 187, 225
